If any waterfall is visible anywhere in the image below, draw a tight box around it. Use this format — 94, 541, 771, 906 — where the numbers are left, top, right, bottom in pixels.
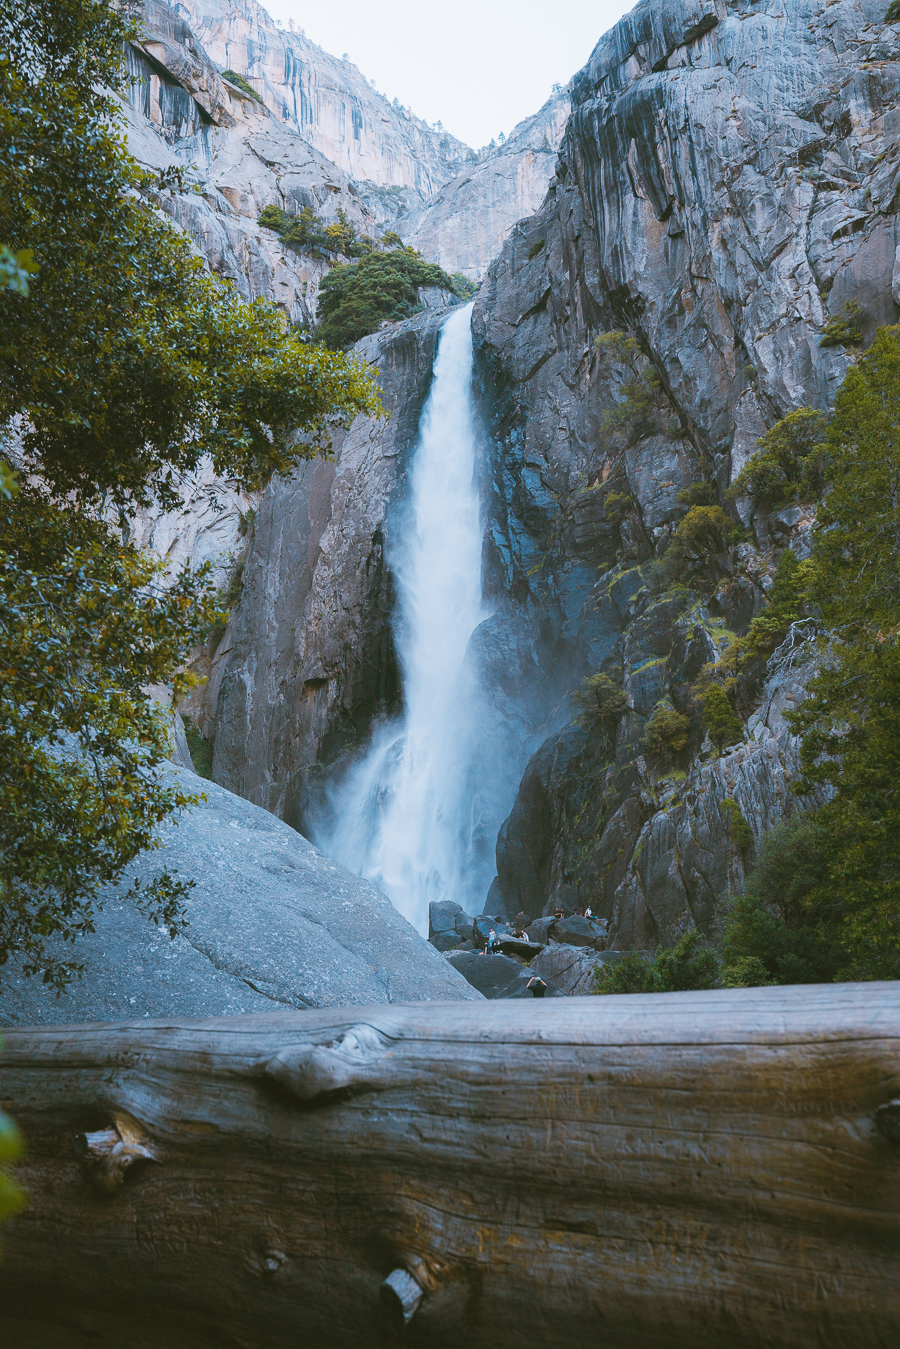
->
318, 302, 493, 933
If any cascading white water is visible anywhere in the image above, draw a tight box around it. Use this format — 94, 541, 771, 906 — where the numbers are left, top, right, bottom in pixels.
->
319, 302, 492, 933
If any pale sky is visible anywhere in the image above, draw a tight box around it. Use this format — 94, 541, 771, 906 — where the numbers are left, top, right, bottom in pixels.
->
261, 1, 635, 149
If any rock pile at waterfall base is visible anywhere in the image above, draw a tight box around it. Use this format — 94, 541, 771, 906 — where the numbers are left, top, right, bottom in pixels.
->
0, 768, 481, 1027
431, 900, 633, 997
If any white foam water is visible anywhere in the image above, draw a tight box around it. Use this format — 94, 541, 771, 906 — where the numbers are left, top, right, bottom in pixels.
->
318, 302, 492, 932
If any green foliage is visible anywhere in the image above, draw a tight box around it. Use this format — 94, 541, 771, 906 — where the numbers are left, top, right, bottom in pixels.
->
887, 0, 900, 20
676, 480, 716, 509
258, 204, 291, 232
527, 238, 545, 260
0, 3, 381, 514
0, 244, 37, 296
721, 548, 807, 680
595, 331, 670, 447
0, 487, 219, 989
220, 69, 265, 104
449, 273, 478, 301
702, 682, 743, 751
819, 299, 864, 348
594, 929, 719, 994
184, 721, 214, 780
258, 203, 371, 259
572, 672, 628, 745
729, 408, 828, 508
773, 327, 900, 977
720, 815, 844, 986
719, 797, 752, 851
0, 1100, 25, 1247
316, 246, 457, 349
641, 702, 690, 758
0, 0, 381, 987
655, 505, 739, 588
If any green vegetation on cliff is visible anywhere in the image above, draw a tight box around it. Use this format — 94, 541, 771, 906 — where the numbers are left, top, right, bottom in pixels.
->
0, 0, 380, 989
316, 246, 459, 348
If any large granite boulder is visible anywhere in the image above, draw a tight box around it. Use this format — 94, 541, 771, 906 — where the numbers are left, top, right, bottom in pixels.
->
0, 767, 480, 1027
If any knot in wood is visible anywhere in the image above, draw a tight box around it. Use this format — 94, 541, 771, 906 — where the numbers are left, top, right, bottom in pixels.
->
263, 1023, 391, 1102
73, 1115, 156, 1194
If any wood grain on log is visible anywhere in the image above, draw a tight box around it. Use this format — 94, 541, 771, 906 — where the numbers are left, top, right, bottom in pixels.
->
1, 983, 898, 1348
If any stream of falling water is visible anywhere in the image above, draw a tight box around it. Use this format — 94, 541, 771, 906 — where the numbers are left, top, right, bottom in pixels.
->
318, 302, 492, 933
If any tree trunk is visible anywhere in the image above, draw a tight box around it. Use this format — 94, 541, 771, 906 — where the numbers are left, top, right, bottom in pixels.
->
1, 983, 899, 1348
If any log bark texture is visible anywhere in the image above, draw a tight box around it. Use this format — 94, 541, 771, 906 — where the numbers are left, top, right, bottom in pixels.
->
1, 983, 899, 1348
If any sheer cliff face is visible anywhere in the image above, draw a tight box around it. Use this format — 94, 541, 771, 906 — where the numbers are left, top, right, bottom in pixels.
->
172, 0, 473, 200
469, 0, 900, 943
398, 93, 572, 281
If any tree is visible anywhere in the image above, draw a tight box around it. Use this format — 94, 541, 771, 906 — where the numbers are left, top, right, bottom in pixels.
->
316, 246, 460, 349
781, 328, 900, 977
720, 815, 843, 987
594, 928, 719, 994
729, 407, 828, 508
702, 683, 743, 751
572, 672, 627, 747
640, 702, 690, 758
0, 0, 381, 988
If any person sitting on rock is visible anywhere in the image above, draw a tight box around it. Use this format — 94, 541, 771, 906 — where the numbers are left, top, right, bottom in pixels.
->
584, 905, 593, 919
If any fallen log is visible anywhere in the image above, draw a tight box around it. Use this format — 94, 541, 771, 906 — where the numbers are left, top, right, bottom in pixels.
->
1, 982, 899, 1348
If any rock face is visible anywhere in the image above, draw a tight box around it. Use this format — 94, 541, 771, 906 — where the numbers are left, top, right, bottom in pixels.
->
464, 0, 900, 944
173, 0, 473, 201
398, 92, 572, 279
126, 0, 900, 957
0, 767, 480, 1026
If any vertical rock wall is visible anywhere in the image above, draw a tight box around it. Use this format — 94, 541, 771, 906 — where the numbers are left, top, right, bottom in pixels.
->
468, 0, 900, 943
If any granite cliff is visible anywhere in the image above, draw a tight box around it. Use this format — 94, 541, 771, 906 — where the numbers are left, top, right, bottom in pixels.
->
120, 0, 900, 956
181, 0, 900, 955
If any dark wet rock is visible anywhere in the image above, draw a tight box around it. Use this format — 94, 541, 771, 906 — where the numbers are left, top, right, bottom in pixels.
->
495, 938, 543, 960
0, 767, 481, 1027
446, 950, 563, 999
445, 951, 524, 998
553, 916, 608, 951
429, 900, 475, 947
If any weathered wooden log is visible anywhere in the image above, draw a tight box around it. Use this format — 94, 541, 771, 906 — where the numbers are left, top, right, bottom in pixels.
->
1, 983, 899, 1348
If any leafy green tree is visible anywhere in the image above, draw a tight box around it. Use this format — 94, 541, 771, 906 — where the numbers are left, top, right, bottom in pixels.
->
702, 683, 743, 751
719, 797, 752, 853
594, 928, 719, 994
720, 815, 842, 986
595, 330, 673, 447
729, 408, 828, 508
0, 0, 381, 987
640, 702, 690, 758
316, 246, 458, 348
786, 327, 900, 976
819, 299, 864, 349
572, 672, 627, 747
221, 69, 265, 104
1, 0, 380, 512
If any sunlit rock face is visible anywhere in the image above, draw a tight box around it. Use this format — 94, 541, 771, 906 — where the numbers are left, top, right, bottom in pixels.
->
464, 0, 900, 943
171, 0, 474, 201
398, 91, 572, 280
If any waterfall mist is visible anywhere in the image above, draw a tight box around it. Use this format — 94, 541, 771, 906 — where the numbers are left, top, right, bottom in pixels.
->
316, 303, 496, 933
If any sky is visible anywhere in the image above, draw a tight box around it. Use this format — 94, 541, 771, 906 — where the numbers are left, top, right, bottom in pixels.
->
261, 1, 635, 149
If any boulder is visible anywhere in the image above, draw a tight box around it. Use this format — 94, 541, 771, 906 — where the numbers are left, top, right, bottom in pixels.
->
428, 900, 474, 947
446, 950, 562, 1000
0, 766, 481, 1026
553, 915, 609, 951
